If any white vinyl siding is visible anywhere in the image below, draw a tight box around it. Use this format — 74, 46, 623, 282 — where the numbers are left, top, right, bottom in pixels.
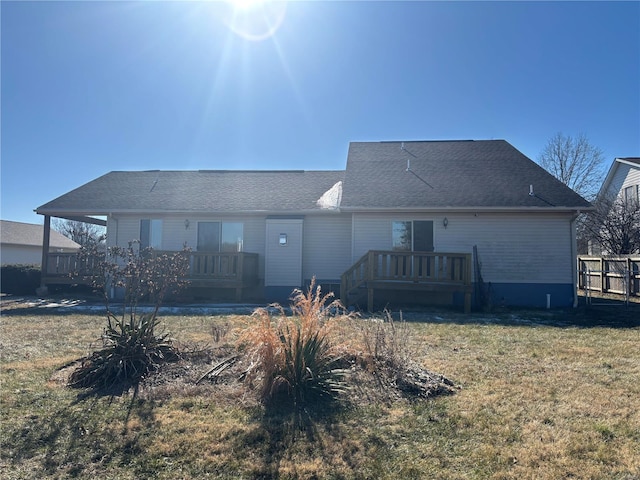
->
152, 217, 184, 251
302, 214, 352, 280
1, 245, 45, 265
620, 163, 640, 206
352, 212, 574, 284
443, 213, 572, 284
608, 162, 640, 202
106, 217, 144, 248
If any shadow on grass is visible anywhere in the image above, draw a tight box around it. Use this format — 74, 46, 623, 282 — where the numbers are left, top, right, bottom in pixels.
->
233, 396, 348, 479
373, 301, 640, 329
3, 387, 159, 478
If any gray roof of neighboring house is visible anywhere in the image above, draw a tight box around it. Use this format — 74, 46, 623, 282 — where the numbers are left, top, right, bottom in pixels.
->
340, 140, 591, 210
0, 220, 80, 249
36, 170, 346, 215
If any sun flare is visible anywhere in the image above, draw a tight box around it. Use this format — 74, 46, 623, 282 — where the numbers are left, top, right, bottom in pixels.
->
223, 0, 287, 41
226, 0, 266, 11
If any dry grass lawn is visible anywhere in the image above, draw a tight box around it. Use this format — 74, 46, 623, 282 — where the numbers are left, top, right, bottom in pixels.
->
1, 302, 639, 479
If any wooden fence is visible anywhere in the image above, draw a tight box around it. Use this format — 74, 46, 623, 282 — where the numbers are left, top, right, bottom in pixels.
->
577, 256, 640, 298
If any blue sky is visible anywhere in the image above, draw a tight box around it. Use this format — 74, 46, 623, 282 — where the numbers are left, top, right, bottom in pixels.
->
2, 1, 639, 225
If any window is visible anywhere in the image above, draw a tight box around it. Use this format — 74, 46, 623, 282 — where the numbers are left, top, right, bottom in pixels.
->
221, 223, 243, 252
140, 219, 162, 249
392, 221, 412, 251
624, 185, 639, 205
197, 222, 220, 251
197, 222, 243, 252
392, 220, 434, 252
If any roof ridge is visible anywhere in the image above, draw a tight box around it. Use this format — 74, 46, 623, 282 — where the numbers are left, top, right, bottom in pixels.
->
108, 170, 344, 174
1, 219, 37, 226
370, 139, 505, 144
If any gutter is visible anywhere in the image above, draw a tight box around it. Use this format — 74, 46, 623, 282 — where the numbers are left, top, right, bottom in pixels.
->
35, 208, 346, 216
340, 206, 595, 214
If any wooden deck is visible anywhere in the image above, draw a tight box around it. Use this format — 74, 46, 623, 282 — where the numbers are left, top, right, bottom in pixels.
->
41, 251, 260, 301
340, 250, 472, 312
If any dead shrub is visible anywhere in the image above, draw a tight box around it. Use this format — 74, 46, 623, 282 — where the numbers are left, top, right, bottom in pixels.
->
238, 278, 350, 407
359, 310, 413, 376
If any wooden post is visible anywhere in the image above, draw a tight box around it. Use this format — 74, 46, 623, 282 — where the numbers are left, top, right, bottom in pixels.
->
237, 252, 244, 282
464, 253, 472, 313
367, 251, 375, 312
40, 215, 51, 288
367, 251, 375, 282
627, 257, 632, 303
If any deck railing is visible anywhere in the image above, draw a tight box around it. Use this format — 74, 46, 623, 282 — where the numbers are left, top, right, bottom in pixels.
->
340, 250, 472, 311
42, 251, 259, 289
185, 251, 259, 287
44, 251, 105, 283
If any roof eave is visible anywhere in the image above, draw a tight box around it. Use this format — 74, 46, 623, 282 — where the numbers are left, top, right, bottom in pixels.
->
340, 205, 594, 213
35, 208, 344, 217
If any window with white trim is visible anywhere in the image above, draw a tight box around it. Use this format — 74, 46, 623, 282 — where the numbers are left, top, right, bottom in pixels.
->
140, 219, 163, 249
624, 185, 639, 205
197, 222, 243, 252
392, 220, 434, 252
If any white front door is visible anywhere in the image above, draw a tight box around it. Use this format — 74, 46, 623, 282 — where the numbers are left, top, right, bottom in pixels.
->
265, 218, 303, 289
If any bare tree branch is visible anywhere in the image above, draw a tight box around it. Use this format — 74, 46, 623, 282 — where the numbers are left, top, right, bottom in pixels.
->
582, 194, 640, 254
52, 218, 106, 247
538, 132, 605, 200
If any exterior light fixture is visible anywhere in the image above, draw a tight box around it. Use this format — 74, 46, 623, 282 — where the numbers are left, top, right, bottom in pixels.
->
279, 233, 287, 246
184, 219, 190, 230
443, 217, 449, 229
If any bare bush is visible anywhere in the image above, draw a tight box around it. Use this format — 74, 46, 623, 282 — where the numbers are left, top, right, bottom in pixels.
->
238, 278, 349, 407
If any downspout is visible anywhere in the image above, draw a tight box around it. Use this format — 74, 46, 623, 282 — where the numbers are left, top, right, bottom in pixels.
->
570, 211, 581, 308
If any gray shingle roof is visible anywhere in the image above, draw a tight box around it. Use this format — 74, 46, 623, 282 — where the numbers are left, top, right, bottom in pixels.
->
37, 170, 346, 215
35, 140, 590, 216
1, 220, 80, 249
340, 140, 591, 209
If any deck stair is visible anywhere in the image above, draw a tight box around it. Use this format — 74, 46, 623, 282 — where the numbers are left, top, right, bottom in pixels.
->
340, 250, 472, 312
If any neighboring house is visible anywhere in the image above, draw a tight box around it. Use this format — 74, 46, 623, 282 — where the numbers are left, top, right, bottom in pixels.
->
35, 140, 591, 308
0, 220, 80, 266
598, 157, 640, 207
599, 157, 640, 204
589, 157, 640, 255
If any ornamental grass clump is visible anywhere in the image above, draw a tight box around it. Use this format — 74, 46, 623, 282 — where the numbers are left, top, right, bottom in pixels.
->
69, 312, 178, 389
239, 278, 348, 407
69, 242, 191, 391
